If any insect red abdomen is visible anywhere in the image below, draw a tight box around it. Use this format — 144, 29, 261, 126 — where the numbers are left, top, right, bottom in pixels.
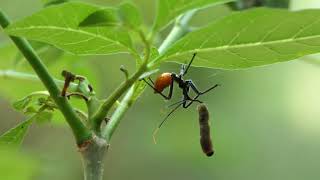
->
198, 104, 214, 157
154, 73, 173, 93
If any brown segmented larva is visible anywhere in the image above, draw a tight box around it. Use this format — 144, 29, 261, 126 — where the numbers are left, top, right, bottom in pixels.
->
198, 104, 214, 157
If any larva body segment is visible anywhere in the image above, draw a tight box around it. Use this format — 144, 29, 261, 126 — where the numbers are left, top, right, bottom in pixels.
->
198, 104, 214, 157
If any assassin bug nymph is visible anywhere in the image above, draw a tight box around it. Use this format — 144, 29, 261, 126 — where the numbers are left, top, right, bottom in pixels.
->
142, 53, 219, 142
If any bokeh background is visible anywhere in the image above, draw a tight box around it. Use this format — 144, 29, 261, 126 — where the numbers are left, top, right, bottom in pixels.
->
1, 0, 320, 180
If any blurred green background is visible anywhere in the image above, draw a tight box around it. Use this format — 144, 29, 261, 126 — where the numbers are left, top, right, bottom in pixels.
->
1, 0, 320, 180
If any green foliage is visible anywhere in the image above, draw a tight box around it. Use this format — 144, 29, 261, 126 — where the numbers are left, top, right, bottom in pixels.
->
155, 8, 320, 69
42, 0, 68, 7
153, 0, 235, 32
229, 0, 289, 10
13, 96, 32, 111
79, 8, 121, 27
0, 116, 34, 147
118, 2, 143, 31
3, 0, 320, 179
5, 2, 136, 56
79, 1, 143, 31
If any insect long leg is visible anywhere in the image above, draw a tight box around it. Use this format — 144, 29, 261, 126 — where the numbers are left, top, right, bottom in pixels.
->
143, 78, 169, 99
199, 84, 220, 95
153, 102, 183, 144
183, 84, 219, 108
168, 99, 186, 108
183, 94, 202, 108
143, 77, 175, 100
148, 77, 154, 85
182, 53, 197, 76
187, 80, 220, 95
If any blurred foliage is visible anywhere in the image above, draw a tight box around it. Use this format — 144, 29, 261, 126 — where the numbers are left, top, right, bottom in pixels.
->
1, 0, 320, 180
229, 0, 289, 10
0, 146, 38, 180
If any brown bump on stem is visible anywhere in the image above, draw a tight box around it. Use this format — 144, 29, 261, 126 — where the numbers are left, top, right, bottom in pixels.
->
77, 139, 93, 152
66, 92, 89, 101
88, 84, 93, 92
198, 103, 214, 157
61, 70, 76, 97
104, 117, 110, 124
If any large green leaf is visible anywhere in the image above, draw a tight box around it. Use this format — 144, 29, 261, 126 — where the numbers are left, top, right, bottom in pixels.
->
153, 0, 234, 32
79, 8, 121, 27
0, 116, 34, 147
156, 8, 320, 69
118, 2, 143, 31
42, 0, 68, 7
5, 2, 136, 55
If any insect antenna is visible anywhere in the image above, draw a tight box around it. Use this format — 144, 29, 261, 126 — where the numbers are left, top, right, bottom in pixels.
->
153, 102, 183, 144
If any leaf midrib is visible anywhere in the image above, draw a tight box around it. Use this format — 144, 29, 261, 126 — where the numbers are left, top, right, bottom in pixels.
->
162, 33, 320, 59
6, 25, 132, 52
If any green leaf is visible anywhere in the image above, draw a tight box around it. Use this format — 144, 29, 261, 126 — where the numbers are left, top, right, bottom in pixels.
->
42, 0, 68, 7
12, 97, 32, 111
79, 8, 121, 27
34, 111, 53, 124
139, 69, 159, 80
153, 0, 234, 32
229, 0, 289, 10
14, 41, 64, 67
12, 91, 50, 113
131, 81, 147, 103
118, 2, 143, 30
0, 116, 34, 147
5, 2, 136, 56
156, 8, 320, 69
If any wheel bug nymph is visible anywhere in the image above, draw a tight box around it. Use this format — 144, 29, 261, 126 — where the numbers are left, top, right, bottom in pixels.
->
143, 53, 219, 145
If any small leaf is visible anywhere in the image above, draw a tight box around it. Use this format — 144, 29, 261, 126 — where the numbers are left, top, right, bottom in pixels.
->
79, 8, 121, 27
153, 0, 234, 32
5, 2, 136, 56
34, 111, 53, 124
24, 106, 38, 115
150, 47, 160, 60
42, 0, 68, 7
156, 8, 320, 69
131, 81, 147, 103
139, 69, 160, 80
118, 2, 143, 30
0, 116, 34, 147
12, 97, 32, 111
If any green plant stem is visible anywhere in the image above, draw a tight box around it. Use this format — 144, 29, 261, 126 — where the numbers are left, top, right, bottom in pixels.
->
80, 136, 108, 180
102, 86, 135, 141
0, 10, 91, 145
158, 10, 196, 55
90, 65, 147, 132
90, 31, 150, 133
0, 70, 91, 95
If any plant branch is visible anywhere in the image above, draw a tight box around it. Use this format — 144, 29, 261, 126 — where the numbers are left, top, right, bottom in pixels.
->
0, 10, 91, 145
102, 86, 135, 141
158, 10, 197, 55
90, 30, 151, 134
0, 70, 91, 96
